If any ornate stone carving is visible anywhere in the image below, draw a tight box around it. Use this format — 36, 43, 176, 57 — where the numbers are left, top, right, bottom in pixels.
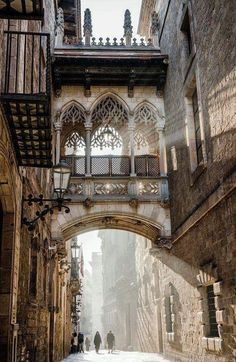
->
129, 198, 139, 208
65, 132, 85, 153
83, 197, 94, 209
91, 96, 128, 125
155, 236, 172, 249
94, 183, 128, 195
124, 9, 133, 37
138, 182, 160, 195
151, 11, 160, 35
134, 104, 158, 125
61, 103, 86, 124
67, 183, 83, 195
134, 130, 148, 150
55, 7, 64, 47
84, 8, 92, 36
102, 216, 118, 226
91, 125, 122, 150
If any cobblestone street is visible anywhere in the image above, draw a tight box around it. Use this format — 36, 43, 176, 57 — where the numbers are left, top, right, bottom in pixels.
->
61, 351, 170, 362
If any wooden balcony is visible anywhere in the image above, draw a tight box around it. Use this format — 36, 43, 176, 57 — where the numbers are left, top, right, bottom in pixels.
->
0, 31, 52, 167
0, 0, 44, 20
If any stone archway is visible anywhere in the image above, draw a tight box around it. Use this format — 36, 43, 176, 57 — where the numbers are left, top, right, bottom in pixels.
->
51, 201, 171, 244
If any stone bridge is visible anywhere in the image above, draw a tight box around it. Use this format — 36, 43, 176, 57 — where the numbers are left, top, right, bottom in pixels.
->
51, 175, 171, 245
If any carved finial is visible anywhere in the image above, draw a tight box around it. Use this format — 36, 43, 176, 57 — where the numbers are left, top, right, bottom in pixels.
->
55, 8, 64, 47
84, 8, 92, 46
151, 11, 160, 47
124, 9, 133, 46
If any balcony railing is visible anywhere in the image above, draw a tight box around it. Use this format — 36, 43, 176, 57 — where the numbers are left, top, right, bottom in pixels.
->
0, 0, 44, 20
0, 31, 52, 167
62, 155, 160, 178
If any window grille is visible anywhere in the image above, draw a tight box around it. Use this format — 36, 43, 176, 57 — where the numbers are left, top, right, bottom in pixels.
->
91, 96, 128, 125
192, 89, 203, 164
207, 285, 219, 337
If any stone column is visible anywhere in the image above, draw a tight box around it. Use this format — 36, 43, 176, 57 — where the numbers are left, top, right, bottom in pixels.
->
54, 121, 62, 164
158, 128, 167, 176
85, 121, 92, 177
129, 115, 136, 176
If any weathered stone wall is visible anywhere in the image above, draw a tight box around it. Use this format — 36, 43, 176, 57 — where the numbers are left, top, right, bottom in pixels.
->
149, 0, 236, 361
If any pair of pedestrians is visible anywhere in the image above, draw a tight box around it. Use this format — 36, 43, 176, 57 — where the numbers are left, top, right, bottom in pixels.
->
94, 330, 115, 354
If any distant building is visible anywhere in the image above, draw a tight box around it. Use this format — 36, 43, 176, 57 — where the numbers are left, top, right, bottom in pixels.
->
80, 269, 92, 337
90, 252, 103, 341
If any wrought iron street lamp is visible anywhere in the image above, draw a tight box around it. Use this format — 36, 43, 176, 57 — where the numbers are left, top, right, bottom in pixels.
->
71, 240, 81, 259
23, 161, 71, 231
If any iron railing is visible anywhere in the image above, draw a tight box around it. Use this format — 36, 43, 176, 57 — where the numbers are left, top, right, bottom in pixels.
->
1, 30, 50, 97
63, 155, 160, 177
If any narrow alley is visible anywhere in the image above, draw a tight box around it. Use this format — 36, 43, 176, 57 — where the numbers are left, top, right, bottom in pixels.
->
62, 351, 171, 362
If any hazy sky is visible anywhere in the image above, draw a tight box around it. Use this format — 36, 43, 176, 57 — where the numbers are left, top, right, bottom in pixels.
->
81, 0, 142, 40
78, 231, 102, 272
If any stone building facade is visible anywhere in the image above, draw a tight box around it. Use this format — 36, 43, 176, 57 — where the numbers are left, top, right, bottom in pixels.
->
0, 2, 80, 361
139, 0, 236, 361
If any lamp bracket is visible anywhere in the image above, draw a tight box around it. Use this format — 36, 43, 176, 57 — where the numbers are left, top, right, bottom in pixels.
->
23, 194, 71, 231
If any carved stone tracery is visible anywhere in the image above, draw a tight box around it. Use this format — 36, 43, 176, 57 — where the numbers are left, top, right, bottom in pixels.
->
91, 97, 128, 126
65, 131, 85, 153
134, 104, 157, 125
61, 103, 86, 124
91, 125, 122, 150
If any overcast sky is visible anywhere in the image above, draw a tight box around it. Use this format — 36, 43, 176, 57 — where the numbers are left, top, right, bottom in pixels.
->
81, 0, 142, 40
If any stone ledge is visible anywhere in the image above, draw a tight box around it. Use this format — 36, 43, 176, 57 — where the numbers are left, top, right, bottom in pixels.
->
202, 337, 223, 352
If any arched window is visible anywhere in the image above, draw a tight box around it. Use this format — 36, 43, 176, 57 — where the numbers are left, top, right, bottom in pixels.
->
61, 103, 86, 124
91, 96, 128, 126
91, 125, 123, 155
64, 131, 85, 155
134, 103, 159, 155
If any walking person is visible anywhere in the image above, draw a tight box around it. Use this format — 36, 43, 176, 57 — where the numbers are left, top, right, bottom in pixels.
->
107, 330, 115, 354
94, 331, 102, 353
85, 337, 91, 352
77, 332, 84, 353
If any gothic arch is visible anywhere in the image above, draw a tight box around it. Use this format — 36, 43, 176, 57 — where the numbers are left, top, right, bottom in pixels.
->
90, 93, 129, 127
134, 101, 165, 128
60, 100, 87, 125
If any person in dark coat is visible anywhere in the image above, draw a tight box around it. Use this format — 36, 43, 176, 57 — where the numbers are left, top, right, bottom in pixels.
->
77, 332, 84, 353
94, 331, 102, 353
107, 330, 115, 353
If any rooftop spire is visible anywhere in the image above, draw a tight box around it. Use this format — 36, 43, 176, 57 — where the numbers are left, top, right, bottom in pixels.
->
123, 9, 133, 46
83, 8, 92, 46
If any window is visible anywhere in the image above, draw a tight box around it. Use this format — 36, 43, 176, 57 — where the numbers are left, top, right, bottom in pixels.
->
207, 285, 219, 338
192, 88, 203, 164
170, 146, 177, 171
165, 296, 173, 333
181, 8, 193, 56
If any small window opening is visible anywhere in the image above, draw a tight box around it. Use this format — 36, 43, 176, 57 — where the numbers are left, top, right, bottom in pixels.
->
207, 285, 219, 337
192, 88, 203, 164
181, 8, 193, 56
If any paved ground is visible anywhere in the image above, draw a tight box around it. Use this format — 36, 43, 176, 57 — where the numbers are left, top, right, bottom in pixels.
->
61, 350, 171, 362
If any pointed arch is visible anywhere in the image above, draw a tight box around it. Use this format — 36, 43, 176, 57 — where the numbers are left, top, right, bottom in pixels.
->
90, 93, 129, 126
134, 101, 165, 127
60, 100, 87, 125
